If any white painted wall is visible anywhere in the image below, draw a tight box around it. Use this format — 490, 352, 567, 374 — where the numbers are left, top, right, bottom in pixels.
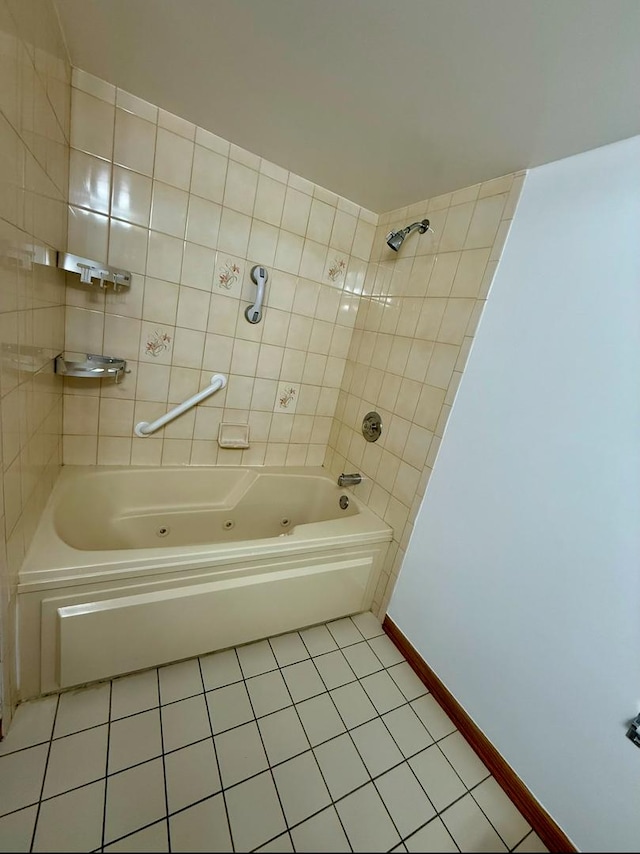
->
388, 136, 640, 852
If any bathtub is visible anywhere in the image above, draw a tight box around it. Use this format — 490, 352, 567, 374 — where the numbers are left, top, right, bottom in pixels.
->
18, 466, 392, 699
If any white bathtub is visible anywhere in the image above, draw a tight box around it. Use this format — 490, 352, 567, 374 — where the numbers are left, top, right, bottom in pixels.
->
18, 466, 392, 698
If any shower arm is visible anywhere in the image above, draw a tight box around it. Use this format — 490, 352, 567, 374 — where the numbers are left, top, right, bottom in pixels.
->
398, 220, 429, 238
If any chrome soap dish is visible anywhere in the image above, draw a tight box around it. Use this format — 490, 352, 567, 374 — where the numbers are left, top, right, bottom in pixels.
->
55, 354, 129, 382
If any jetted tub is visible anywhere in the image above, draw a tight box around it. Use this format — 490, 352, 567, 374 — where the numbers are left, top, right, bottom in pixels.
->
18, 466, 392, 698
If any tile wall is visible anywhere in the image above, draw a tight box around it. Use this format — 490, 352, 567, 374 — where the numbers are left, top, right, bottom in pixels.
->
0, 0, 70, 724
325, 173, 525, 616
63, 70, 376, 468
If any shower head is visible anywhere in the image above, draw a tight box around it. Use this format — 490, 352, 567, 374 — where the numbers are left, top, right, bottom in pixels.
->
386, 219, 430, 252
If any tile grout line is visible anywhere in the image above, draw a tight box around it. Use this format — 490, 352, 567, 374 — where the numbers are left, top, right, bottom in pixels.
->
100, 680, 113, 851
155, 668, 172, 853
28, 692, 60, 853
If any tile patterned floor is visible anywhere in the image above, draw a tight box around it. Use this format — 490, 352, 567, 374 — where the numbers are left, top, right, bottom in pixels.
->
0, 612, 550, 853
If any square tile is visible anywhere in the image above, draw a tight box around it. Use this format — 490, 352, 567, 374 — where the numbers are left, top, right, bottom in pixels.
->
409, 745, 466, 812
513, 831, 549, 853
300, 624, 338, 657
54, 682, 110, 737
387, 662, 428, 701
43, 726, 108, 799
169, 794, 231, 852
342, 642, 384, 678
206, 682, 254, 734
272, 751, 330, 826
164, 739, 221, 814
111, 670, 159, 720
360, 671, 406, 714
367, 635, 405, 667
350, 611, 384, 639
314, 733, 369, 800
108, 709, 162, 774
281, 660, 325, 702
336, 782, 400, 853
375, 763, 435, 837
246, 671, 292, 717
290, 806, 349, 853
225, 771, 286, 852
350, 718, 403, 778
410, 695, 457, 740
199, 649, 242, 691
236, 639, 278, 678
330, 683, 378, 730
269, 633, 309, 667
313, 651, 356, 690
161, 695, 212, 752
159, 659, 203, 704
326, 617, 363, 647
382, 705, 434, 758
258, 706, 310, 766
472, 776, 531, 848
405, 817, 459, 852
441, 793, 508, 852
0, 806, 38, 852
438, 732, 490, 789
104, 757, 166, 845
296, 694, 346, 747
0, 696, 57, 756
0, 744, 48, 816
33, 780, 104, 852
215, 721, 268, 787
104, 820, 169, 852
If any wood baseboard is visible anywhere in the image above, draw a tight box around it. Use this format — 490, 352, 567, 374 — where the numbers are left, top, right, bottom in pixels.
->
383, 616, 576, 853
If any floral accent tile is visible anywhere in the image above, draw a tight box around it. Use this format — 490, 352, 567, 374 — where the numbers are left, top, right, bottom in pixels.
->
324, 253, 348, 287
214, 255, 244, 295
274, 382, 298, 414
145, 328, 172, 357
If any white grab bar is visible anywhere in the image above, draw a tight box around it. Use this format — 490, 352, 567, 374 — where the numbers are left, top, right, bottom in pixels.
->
134, 374, 227, 437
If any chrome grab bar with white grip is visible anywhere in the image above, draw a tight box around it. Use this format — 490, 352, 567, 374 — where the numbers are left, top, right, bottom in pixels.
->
134, 374, 227, 437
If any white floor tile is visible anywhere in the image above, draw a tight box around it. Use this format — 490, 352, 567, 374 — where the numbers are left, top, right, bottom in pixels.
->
169, 795, 232, 852
350, 611, 384, 639
54, 682, 110, 738
108, 709, 162, 774
236, 639, 278, 678
199, 648, 242, 691
104, 757, 166, 844
409, 745, 467, 813
330, 682, 378, 729
160, 695, 211, 752
300, 624, 338, 656
326, 617, 363, 647
0, 744, 48, 816
205, 682, 254, 734
215, 721, 268, 787
110, 670, 159, 720
281, 660, 325, 702
269, 632, 309, 667
104, 820, 169, 852
405, 817, 459, 852
0, 805, 37, 852
382, 705, 434, 757
441, 793, 509, 852
225, 771, 286, 852
375, 763, 436, 837
367, 635, 406, 667
256, 831, 294, 851
439, 731, 490, 789
290, 805, 350, 852
360, 670, 406, 714
296, 694, 346, 746
313, 733, 369, 800
472, 776, 531, 849
0, 697, 57, 756
272, 751, 331, 826
33, 780, 104, 852
342, 641, 384, 677
313, 650, 356, 690
350, 718, 404, 777
164, 739, 221, 814
336, 782, 400, 852
513, 830, 550, 852
246, 670, 292, 717
159, 659, 202, 704
43, 726, 108, 799
387, 661, 428, 700
410, 694, 457, 740
258, 706, 310, 766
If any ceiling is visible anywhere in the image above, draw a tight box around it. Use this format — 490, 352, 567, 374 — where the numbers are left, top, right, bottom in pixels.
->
54, 0, 640, 212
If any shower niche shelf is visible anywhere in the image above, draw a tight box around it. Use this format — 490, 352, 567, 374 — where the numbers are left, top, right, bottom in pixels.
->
58, 252, 131, 291
55, 354, 128, 382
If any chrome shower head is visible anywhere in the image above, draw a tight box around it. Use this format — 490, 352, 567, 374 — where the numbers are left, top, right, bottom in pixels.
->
386, 219, 430, 252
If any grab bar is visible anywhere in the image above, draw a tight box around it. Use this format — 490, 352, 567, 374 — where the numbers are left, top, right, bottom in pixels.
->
134, 374, 227, 437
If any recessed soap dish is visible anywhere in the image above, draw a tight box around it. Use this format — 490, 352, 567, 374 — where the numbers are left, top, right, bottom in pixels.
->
55, 354, 128, 382
218, 422, 250, 449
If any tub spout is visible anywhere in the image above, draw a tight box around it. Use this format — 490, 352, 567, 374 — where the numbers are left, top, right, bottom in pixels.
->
338, 472, 362, 487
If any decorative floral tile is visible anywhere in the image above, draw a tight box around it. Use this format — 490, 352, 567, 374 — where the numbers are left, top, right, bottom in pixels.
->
274, 382, 299, 414
214, 255, 244, 296
143, 328, 172, 359
324, 253, 348, 288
